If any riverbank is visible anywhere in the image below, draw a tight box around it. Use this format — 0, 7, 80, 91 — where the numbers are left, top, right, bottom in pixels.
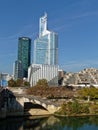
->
54, 113, 98, 118
53, 100, 98, 118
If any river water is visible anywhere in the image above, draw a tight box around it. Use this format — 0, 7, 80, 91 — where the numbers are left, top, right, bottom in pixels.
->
0, 115, 98, 130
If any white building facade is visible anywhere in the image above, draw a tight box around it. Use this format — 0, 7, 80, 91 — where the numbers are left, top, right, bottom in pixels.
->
28, 64, 59, 86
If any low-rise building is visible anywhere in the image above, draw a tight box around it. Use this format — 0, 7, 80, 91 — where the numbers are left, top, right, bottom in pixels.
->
28, 64, 59, 86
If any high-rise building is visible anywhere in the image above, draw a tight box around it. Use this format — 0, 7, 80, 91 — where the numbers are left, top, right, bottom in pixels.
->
33, 13, 58, 65
28, 13, 59, 86
18, 37, 31, 78
13, 60, 23, 80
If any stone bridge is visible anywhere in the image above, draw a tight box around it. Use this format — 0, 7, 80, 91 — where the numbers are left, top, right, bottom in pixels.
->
14, 94, 60, 114
0, 88, 61, 118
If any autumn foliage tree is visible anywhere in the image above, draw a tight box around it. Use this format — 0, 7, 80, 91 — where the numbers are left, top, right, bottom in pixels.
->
16, 79, 23, 87
36, 79, 49, 88
8, 78, 30, 87
8, 79, 16, 87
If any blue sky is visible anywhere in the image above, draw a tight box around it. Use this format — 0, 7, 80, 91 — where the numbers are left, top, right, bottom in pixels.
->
0, 0, 98, 74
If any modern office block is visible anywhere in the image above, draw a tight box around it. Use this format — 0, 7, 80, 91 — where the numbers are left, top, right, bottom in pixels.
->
33, 13, 58, 65
18, 37, 31, 78
28, 64, 59, 86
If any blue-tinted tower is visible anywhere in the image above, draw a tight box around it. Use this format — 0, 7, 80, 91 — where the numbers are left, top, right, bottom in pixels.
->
34, 13, 58, 65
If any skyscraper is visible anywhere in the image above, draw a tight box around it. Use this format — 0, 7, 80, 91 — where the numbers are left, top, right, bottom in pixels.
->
33, 13, 58, 65
13, 60, 23, 80
28, 13, 59, 86
18, 37, 31, 78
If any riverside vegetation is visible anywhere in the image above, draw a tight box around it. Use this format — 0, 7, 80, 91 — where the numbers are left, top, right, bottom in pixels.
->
55, 87, 98, 116
55, 100, 98, 116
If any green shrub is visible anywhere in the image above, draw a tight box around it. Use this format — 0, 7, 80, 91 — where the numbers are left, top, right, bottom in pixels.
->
58, 101, 90, 115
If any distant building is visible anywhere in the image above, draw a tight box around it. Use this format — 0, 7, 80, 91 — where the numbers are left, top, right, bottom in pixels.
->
33, 13, 58, 65
17, 37, 31, 78
13, 60, 23, 80
58, 69, 66, 85
28, 13, 59, 86
62, 68, 98, 87
28, 64, 58, 86
0, 73, 12, 87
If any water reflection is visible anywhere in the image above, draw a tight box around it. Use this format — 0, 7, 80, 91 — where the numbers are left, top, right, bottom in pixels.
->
0, 116, 98, 130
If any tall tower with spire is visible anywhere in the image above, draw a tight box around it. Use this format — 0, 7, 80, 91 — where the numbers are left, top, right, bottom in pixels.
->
28, 13, 59, 86
33, 13, 58, 65
39, 12, 48, 37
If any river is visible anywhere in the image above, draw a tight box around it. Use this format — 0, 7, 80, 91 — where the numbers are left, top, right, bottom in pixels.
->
0, 115, 98, 130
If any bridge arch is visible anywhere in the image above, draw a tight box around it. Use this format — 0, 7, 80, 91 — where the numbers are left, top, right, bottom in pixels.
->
16, 96, 60, 114
24, 102, 50, 116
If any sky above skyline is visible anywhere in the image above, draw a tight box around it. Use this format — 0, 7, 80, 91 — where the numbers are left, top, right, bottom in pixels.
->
0, 0, 98, 74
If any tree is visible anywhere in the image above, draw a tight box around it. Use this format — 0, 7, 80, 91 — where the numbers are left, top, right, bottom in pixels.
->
78, 87, 98, 100
36, 79, 48, 87
8, 78, 30, 87
16, 79, 23, 87
24, 81, 30, 87
8, 79, 16, 87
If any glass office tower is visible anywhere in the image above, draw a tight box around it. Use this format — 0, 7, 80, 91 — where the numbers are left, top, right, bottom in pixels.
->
28, 13, 59, 86
18, 37, 31, 78
34, 13, 58, 65
13, 60, 23, 80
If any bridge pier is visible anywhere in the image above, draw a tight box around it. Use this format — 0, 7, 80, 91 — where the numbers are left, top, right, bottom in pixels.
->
47, 105, 60, 114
